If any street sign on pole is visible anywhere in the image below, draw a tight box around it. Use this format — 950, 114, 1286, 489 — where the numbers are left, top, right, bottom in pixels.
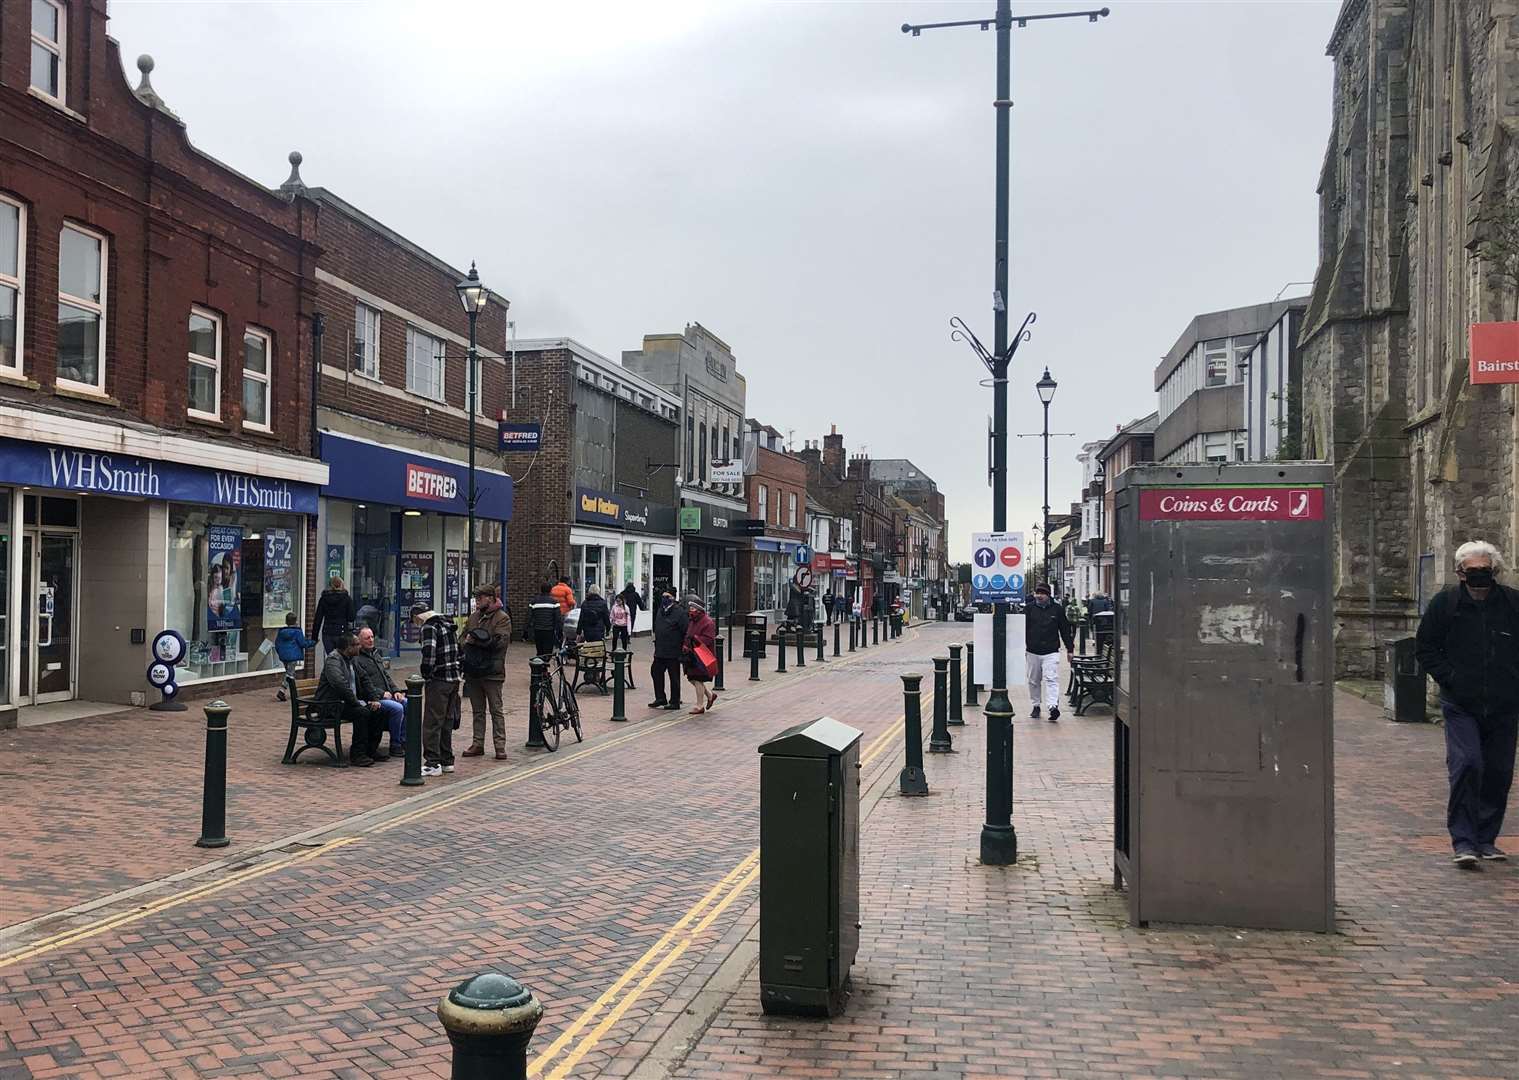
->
970, 531, 1025, 604
793, 567, 814, 591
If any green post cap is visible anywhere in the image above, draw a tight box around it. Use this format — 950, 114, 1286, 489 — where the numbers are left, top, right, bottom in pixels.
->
406, 674, 424, 689
437, 972, 544, 1038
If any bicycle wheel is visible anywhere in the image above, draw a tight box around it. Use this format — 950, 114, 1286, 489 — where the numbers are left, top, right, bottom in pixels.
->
563, 679, 582, 742
535, 684, 561, 751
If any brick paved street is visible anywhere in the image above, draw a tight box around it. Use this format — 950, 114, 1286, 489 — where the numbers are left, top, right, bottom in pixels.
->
3, 622, 1517, 1079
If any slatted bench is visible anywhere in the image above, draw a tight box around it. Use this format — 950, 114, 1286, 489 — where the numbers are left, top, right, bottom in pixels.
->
282, 675, 350, 765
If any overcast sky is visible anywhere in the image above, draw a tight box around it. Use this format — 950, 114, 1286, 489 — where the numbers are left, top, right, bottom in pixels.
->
108, 0, 1339, 562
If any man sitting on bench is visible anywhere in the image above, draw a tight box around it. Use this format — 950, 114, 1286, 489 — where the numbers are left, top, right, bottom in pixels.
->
315, 632, 384, 766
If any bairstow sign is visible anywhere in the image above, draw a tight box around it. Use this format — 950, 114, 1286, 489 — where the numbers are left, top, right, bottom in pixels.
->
1469, 322, 1519, 384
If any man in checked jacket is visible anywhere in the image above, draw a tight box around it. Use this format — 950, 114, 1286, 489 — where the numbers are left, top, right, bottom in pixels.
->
411, 603, 461, 778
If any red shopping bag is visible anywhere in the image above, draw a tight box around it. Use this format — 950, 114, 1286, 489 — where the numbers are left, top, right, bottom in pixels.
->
693, 643, 718, 676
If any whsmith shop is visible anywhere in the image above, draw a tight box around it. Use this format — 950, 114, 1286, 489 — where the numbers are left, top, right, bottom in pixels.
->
0, 420, 326, 724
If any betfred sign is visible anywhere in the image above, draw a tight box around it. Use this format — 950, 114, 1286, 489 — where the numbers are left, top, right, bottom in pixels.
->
1139, 486, 1325, 522
1469, 322, 1519, 384
406, 463, 459, 502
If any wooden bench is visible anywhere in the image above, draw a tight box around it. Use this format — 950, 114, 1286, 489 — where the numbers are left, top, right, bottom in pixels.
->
1068, 654, 1115, 716
570, 639, 608, 694
282, 675, 350, 766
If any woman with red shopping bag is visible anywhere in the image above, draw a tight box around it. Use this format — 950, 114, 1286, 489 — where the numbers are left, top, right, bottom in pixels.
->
683, 594, 719, 715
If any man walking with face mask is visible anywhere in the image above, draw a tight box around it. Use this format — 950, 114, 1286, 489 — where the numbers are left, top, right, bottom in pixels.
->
1416, 540, 1519, 868
1024, 582, 1074, 722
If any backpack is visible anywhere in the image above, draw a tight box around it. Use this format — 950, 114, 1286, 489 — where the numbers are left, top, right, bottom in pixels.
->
461, 626, 495, 679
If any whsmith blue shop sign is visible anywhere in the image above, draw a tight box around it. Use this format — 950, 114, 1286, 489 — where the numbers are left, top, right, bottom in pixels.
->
0, 437, 319, 513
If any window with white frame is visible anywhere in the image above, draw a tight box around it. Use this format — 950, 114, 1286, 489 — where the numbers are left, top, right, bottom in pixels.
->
788, 491, 797, 528
31, 0, 65, 102
1203, 339, 1229, 387
57, 223, 106, 391
0, 197, 24, 372
406, 326, 445, 401
758, 485, 768, 522
1203, 432, 1229, 463
353, 301, 379, 378
474, 356, 490, 417
242, 327, 272, 430
187, 308, 221, 418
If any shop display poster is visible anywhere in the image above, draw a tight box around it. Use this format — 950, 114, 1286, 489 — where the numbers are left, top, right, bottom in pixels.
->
325, 544, 346, 584
207, 525, 243, 632
445, 551, 462, 615
399, 551, 435, 642
263, 528, 295, 625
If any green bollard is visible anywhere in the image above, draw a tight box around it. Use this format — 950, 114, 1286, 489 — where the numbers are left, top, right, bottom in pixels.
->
437, 972, 544, 1080
749, 630, 762, 681
526, 658, 548, 748
899, 673, 929, 796
833, 620, 841, 657
816, 626, 826, 662
776, 629, 787, 673
965, 642, 980, 707
948, 643, 964, 726
402, 675, 425, 786
872, 616, 879, 646
195, 700, 230, 848
849, 619, 857, 652
796, 626, 806, 668
713, 635, 726, 691
928, 657, 953, 753
610, 650, 628, 722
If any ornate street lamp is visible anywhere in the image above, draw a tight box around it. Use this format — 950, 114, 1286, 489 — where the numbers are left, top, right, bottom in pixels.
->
455, 262, 491, 588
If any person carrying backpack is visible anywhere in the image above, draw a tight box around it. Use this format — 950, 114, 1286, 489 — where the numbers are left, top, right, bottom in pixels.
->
461, 585, 511, 761
273, 612, 316, 701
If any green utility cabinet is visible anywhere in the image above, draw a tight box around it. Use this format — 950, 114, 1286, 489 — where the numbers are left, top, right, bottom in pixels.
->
757, 716, 863, 1017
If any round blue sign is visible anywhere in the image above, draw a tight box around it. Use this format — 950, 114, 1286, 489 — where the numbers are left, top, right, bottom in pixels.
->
990, 574, 1007, 590
972, 574, 990, 591
1007, 573, 1025, 593
973, 547, 996, 568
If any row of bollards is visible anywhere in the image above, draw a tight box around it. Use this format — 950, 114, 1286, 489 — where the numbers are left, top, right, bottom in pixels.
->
897, 639, 976, 797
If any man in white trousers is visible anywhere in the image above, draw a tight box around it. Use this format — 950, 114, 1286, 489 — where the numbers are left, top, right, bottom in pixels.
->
1025, 582, 1075, 722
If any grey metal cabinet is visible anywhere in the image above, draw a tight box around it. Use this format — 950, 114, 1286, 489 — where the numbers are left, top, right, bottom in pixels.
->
758, 716, 862, 1016
1112, 464, 1335, 932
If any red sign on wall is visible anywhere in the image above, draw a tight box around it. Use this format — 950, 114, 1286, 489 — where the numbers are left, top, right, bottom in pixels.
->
1139, 487, 1325, 522
1470, 322, 1519, 384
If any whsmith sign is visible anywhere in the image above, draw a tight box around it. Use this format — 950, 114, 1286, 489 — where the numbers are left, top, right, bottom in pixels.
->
0, 438, 319, 513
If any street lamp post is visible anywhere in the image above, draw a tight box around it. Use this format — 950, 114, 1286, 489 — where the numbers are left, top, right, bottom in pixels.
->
1094, 460, 1106, 595
904, 0, 1107, 867
1036, 368, 1057, 587
455, 263, 491, 592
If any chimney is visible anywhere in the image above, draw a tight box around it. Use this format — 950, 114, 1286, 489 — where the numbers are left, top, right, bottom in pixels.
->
797, 439, 822, 472
822, 425, 845, 479
847, 453, 870, 482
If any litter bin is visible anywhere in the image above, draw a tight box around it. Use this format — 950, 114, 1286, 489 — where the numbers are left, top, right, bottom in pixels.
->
758, 716, 862, 1017
744, 613, 769, 658
1091, 610, 1114, 653
1384, 637, 1428, 723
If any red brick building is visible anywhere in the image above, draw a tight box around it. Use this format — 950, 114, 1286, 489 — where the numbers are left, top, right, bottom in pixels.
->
0, 0, 326, 719
737, 420, 808, 622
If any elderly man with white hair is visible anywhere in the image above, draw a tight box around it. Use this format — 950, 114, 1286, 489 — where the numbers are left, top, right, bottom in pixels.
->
1415, 540, 1519, 868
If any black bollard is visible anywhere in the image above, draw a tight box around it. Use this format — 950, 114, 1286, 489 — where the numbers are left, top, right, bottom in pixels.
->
928, 657, 953, 753
776, 629, 788, 673
816, 626, 826, 662
872, 616, 879, 646
610, 650, 628, 722
796, 626, 806, 668
713, 635, 726, 691
727, 614, 735, 662
437, 972, 544, 1080
402, 675, 425, 786
833, 620, 841, 657
526, 657, 547, 747
964, 642, 980, 707
899, 673, 929, 796
848, 619, 857, 652
948, 643, 964, 726
749, 634, 762, 681
194, 699, 230, 848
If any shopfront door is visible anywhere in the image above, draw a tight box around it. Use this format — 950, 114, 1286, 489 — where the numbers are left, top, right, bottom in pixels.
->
19, 529, 77, 704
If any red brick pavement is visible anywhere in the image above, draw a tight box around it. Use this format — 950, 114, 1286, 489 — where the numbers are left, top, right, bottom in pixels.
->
0, 622, 933, 1079
671, 670, 1519, 1080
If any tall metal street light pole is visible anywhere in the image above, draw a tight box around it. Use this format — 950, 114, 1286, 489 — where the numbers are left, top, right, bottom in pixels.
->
903, 1, 1109, 867
455, 262, 491, 590
1036, 368, 1057, 584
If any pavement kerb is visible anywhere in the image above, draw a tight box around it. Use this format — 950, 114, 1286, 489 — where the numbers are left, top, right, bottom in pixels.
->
0, 622, 936, 963
625, 658, 948, 1080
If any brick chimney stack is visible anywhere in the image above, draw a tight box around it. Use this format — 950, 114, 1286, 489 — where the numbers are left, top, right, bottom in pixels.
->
847, 452, 870, 482
822, 424, 845, 479
797, 439, 822, 472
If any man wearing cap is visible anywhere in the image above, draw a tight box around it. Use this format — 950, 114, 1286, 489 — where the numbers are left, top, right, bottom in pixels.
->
461, 585, 512, 761
412, 603, 461, 777
1025, 582, 1075, 722
648, 587, 689, 711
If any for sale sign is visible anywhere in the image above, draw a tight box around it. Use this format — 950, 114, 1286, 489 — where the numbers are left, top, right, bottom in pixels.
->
1470, 323, 1519, 383
1138, 486, 1325, 522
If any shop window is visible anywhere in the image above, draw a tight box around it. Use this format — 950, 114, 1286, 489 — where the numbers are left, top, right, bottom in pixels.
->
188, 307, 222, 419
242, 327, 272, 430
353, 301, 380, 378
31, 0, 66, 103
0, 197, 23, 372
406, 325, 446, 402
57, 223, 106, 392
699, 423, 708, 483
167, 505, 305, 684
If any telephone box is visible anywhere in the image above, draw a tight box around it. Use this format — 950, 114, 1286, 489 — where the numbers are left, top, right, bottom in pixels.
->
1112, 464, 1335, 932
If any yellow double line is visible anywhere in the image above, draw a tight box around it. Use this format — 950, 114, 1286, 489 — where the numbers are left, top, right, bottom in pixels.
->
530, 699, 927, 1077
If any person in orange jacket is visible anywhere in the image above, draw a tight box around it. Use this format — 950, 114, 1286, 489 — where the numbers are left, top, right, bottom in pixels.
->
551, 576, 576, 615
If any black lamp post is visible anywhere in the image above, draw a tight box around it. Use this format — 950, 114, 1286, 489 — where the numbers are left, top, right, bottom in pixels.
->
1093, 460, 1106, 595
1036, 367, 1057, 587
455, 262, 491, 591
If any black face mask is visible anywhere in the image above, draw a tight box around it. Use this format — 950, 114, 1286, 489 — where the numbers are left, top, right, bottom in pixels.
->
1463, 567, 1497, 590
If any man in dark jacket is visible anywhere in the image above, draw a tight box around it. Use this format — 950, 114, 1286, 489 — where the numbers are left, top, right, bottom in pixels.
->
648, 588, 689, 711
578, 584, 611, 642
1024, 583, 1075, 722
354, 626, 404, 758
619, 582, 646, 631
822, 589, 836, 625
462, 585, 512, 761
527, 582, 564, 658
313, 632, 383, 766
1415, 541, 1519, 867
413, 604, 461, 777
312, 576, 356, 656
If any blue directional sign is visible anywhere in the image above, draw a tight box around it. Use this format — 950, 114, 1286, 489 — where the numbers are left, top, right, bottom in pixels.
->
795, 544, 812, 566
970, 531, 1027, 603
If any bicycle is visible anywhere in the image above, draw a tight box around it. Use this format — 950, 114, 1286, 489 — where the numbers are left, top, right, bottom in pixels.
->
532, 644, 582, 751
